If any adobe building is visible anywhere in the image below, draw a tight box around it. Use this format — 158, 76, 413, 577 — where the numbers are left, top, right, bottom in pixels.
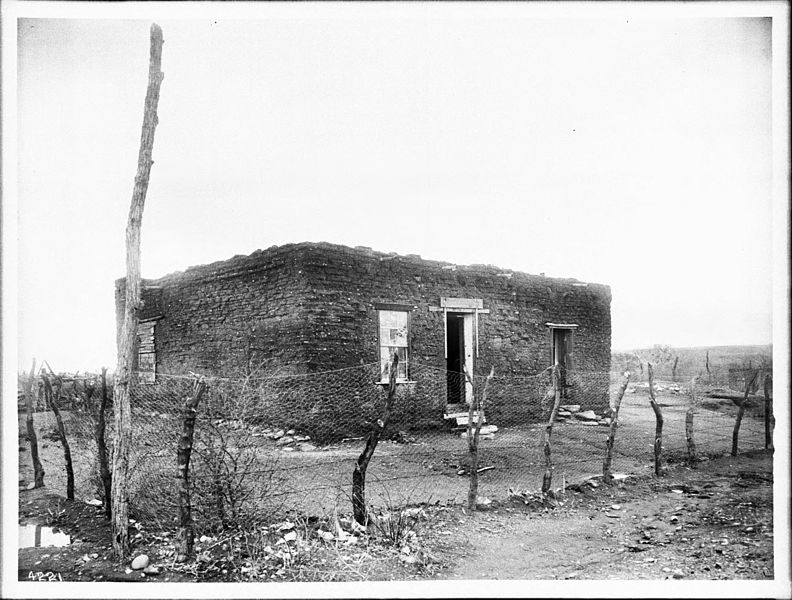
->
116, 242, 611, 434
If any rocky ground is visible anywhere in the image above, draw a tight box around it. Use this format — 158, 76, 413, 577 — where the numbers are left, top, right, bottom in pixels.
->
17, 448, 774, 585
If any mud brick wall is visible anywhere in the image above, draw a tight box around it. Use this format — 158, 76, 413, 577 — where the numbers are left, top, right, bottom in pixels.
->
294, 243, 611, 417
117, 242, 611, 427
116, 246, 315, 376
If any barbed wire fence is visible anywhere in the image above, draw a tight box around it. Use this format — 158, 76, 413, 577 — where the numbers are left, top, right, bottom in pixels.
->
19, 360, 772, 541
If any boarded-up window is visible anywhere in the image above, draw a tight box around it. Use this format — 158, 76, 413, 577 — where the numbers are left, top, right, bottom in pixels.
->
137, 321, 156, 383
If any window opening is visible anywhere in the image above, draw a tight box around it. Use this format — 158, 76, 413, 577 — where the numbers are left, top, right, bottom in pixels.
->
378, 310, 409, 382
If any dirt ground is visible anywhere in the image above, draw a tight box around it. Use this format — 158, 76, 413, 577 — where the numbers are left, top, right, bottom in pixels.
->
429, 450, 774, 580
17, 448, 774, 583
16, 377, 774, 584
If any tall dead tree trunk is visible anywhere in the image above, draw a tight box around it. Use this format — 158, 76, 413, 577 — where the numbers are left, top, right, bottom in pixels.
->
97, 368, 113, 519
112, 23, 164, 558
647, 363, 664, 476
352, 355, 398, 526
466, 366, 495, 510
603, 371, 631, 483
764, 374, 773, 450
41, 373, 75, 500
542, 364, 564, 494
24, 359, 45, 488
686, 376, 699, 465
732, 370, 759, 457
175, 378, 207, 562
672, 356, 679, 382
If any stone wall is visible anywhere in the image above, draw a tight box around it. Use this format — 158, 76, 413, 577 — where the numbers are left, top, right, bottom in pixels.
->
117, 241, 611, 432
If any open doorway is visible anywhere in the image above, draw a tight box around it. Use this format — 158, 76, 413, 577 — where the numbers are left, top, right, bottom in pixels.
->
550, 326, 575, 399
446, 312, 473, 405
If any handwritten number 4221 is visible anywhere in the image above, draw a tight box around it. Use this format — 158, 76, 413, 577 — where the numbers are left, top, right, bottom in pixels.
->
28, 571, 63, 582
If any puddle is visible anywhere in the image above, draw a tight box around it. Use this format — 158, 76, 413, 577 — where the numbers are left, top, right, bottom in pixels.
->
19, 524, 71, 548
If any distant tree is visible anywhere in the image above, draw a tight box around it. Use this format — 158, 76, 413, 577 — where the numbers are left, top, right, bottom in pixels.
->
646, 345, 673, 370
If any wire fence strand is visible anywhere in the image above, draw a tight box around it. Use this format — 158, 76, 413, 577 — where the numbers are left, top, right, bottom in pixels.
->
19, 361, 772, 533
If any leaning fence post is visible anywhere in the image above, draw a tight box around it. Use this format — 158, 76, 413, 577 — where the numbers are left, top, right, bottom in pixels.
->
686, 376, 699, 465
352, 355, 398, 526
731, 370, 758, 457
647, 363, 664, 476
603, 371, 630, 483
541, 364, 564, 494
24, 360, 46, 489
466, 366, 494, 510
763, 373, 773, 450
176, 377, 208, 562
41, 372, 75, 500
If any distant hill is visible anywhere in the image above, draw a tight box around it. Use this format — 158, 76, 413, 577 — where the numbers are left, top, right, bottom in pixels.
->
612, 344, 772, 386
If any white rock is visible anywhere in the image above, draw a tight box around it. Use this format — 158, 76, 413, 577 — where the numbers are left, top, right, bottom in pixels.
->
283, 531, 297, 542
574, 410, 598, 421
130, 554, 149, 570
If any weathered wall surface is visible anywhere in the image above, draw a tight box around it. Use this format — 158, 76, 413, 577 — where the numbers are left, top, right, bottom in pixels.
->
117, 242, 611, 430
117, 246, 314, 376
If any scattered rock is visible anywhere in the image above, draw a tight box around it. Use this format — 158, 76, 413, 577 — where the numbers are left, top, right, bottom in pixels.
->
476, 496, 492, 508
276, 436, 295, 446
143, 566, 160, 575
130, 554, 149, 570
271, 430, 285, 440
560, 404, 581, 413
460, 432, 495, 440
574, 410, 598, 421
297, 442, 317, 452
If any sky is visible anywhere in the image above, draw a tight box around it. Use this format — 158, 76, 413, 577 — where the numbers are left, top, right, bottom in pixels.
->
4, 2, 788, 373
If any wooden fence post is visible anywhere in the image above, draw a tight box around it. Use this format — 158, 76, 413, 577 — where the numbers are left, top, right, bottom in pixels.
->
175, 377, 208, 562
352, 355, 398, 526
41, 372, 75, 500
764, 374, 773, 450
647, 363, 664, 476
705, 350, 711, 384
96, 368, 113, 519
732, 370, 758, 457
466, 366, 494, 510
24, 360, 45, 489
603, 371, 630, 483
686, 376, 699, 465
541, 364, 564, 494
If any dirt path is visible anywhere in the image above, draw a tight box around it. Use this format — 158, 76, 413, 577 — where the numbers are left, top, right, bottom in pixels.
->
425, 450, 773, 580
